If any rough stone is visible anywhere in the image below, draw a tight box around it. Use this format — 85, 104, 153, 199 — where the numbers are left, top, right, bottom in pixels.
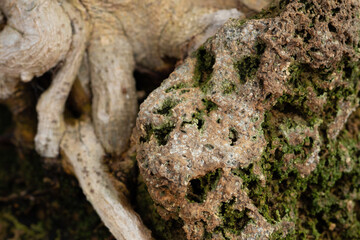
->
133, 0, 360, 239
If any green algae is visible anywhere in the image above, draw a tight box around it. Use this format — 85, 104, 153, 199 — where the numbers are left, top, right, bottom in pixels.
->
221, 80, 236, 95
165, 83, 188, 93
193, 46, 216, 93
228, 52, 360, 237
294, 112, 360, 239
155, 98, 179, 116
186, 169, 222, 203
140, 122, 176, 146
139, 123, 154, 143
234, 40, 265, 85
242, 59, 359, 238
182, 110, 206, 131
215, 198, 253, 238
202, 98, 218, 114
234, 55, 261, 84
181, 98, 218, 132
154, 122, 176, 146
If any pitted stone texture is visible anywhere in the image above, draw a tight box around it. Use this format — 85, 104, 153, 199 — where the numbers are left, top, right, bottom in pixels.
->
134, 0, 360, 239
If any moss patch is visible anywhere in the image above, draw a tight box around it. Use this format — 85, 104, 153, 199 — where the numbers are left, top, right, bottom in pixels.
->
234, 40, 265, 85
154, 122, 176, 145
234, 55, 261, 84
202, 98, 218, 114
221, 80, 236, 95
229, 51, 360, 237
215, 198, 252, 238
140, 122, 175, 146
155, 98, 179, 116
182, 97, 219, 131
182, 110, 205, 131
186, 169, 222, 203
139, 124, 154, 143
234, 57, 360, 237
165, 83, 188, 93
193, 47, 216, 93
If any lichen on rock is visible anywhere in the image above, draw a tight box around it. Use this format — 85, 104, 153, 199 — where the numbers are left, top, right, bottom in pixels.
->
133, 0, 360, 239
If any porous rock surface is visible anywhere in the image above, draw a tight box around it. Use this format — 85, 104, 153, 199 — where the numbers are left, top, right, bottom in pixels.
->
133, 0, 360, 239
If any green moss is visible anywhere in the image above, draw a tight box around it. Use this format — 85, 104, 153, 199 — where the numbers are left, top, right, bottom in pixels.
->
155, 98, 179, 116
323, 58, 360, 124
202, 98, 218, 114
232, 164, 259, 190
165, 83, 188, 93
287, 63, 330, 94
139, 123, 154, 143
246, 106, 316, 223
193, 46, 216, 93
180, 89, 190, 94
232, 38, 266, 85
269, 229, 296, 240
229, 57, 360, 231
296, 114, 360, 238
216, 198, 252, 236
274, 94, 317, 124
285, 59, 359, 131
234, 55, 261, 84
231, 54, 360, 237
182, 109, 206, 131
186, 169, 222, 203
180, 98, 219, 132
154, 122, 176, 146
221, 80, 236, 95
140, 122, 176, 146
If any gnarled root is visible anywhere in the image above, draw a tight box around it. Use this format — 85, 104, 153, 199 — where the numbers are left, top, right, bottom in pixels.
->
0, 74, 19, 100
60, 119, 152, 240
35, 1, 90, 157
0, 0, 72, 82
89, 27, 138, 155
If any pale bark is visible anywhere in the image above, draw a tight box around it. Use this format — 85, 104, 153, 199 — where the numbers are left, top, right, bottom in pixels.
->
61, 119, 152, 240
0, 0, 71, 81
35, 0, 90, 157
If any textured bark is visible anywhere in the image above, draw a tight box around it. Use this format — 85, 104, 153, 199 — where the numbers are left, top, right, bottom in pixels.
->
133, 0, 360, 239
0, 0, 72, 81
60, 119, 152, 240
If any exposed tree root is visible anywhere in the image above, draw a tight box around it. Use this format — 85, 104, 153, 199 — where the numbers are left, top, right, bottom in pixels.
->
60, 119, 152, 240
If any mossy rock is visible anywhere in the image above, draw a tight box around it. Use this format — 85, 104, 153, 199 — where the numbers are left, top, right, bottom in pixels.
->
134, 0, 360, 239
